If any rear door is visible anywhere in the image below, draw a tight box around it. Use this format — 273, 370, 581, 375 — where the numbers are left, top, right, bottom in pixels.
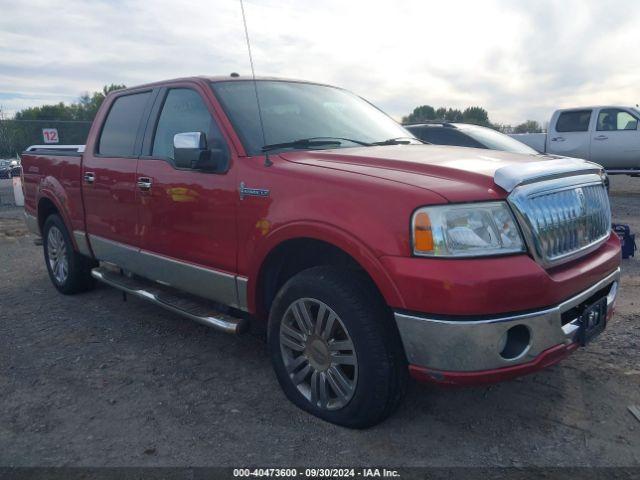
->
82, 89, 155, 262
134, 84, 240, 307
547, 109, 593, 159
590, 108, 640, 169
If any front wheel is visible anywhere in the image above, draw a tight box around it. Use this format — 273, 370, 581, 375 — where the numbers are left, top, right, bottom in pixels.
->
43, 214, 96, 294
268, 266, 407, 428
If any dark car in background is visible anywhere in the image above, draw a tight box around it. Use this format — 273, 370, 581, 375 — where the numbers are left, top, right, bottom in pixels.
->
405, 123, 539, 155
0, 159, 21, 178
0, 160, 14, 179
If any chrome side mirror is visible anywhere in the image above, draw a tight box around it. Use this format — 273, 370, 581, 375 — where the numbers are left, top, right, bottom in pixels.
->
174, 132, 206, 150
173, 132, 209, 169
173, 131, 229, 172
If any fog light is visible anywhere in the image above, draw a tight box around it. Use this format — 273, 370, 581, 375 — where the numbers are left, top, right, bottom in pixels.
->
499, 325, 531, 360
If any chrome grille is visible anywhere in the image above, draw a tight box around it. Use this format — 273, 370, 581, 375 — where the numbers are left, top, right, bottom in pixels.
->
509, 176, 611, 267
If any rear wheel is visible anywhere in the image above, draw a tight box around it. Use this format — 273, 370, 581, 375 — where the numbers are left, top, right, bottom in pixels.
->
43, 214, 96, 294
268, 266, 407, 428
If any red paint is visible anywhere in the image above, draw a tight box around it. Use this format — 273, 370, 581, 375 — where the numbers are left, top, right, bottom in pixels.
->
380, 234, 620, 315
409, 342, 579, 386
20, 76, 622, 382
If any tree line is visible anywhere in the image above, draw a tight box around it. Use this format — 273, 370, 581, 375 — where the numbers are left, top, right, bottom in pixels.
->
402, 104, 543, 133
2, 86, 545, 157
14, 84, 126, 122
0, 84, 125, 157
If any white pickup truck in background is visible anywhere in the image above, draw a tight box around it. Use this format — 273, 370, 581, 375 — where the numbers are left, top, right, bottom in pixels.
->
510, 106, 640, 175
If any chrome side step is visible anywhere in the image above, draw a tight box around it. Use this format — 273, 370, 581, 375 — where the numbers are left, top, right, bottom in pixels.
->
91, 267, 249, 334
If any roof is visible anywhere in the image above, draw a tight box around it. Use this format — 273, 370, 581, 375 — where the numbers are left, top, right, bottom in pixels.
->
403, 121, 456, 128
117, 75, 337, 93
405, 122, 491, 130
555, 105, 638, 111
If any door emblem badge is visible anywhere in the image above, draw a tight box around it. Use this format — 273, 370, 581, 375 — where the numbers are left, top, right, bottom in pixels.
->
239, 182, 270, 200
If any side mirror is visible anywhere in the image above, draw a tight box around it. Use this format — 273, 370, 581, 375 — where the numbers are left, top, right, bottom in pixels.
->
173, 132, 228, 172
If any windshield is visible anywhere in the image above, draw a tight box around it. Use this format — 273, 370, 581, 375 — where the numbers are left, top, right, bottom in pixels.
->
211, 80, 416, 155
456, 124, 539, 155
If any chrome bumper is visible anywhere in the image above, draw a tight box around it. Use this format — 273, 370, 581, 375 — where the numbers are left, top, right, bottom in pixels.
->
394, 268, 620, 372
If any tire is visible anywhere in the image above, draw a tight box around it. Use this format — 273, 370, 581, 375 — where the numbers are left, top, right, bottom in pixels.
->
43, 214, 96, 294
268, 266, 407, 428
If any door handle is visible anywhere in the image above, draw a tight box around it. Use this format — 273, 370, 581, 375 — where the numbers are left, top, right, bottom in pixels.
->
83, 172, 95, 184
137, 177, 152, 191
594, 135, 608, 141
551, 137, 565, 142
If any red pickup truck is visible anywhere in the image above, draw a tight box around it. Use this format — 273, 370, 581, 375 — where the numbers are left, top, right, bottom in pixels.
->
21, 76, 621, 428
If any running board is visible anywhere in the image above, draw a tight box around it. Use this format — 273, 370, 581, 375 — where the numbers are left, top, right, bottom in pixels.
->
91, 267, 249, 334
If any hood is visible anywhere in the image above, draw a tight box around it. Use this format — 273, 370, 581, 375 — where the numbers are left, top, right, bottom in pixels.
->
279, 144, 584, 203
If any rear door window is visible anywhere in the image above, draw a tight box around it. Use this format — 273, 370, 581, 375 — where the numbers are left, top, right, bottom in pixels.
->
98, 92, 151, 156
596, 109, 639, 131
555, 110, 592, 132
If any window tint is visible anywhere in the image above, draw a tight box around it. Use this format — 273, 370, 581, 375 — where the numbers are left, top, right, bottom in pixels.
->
555, 110, 592, 132
152, 89, 222, 160
456, 124, 538, 155
405, 126, 429, 142
423, 128, 485, 148
597, 109, 638, 131
98, 92, 151, 156
211, 81, 413, 155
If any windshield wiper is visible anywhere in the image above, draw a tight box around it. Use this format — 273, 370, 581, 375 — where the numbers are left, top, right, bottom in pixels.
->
371, 137, 424, 146
262, 136, 372, 152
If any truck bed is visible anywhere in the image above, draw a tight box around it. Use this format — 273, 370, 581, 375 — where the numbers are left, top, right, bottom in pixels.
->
21, 145, 86, 237
508, 133, 547, 153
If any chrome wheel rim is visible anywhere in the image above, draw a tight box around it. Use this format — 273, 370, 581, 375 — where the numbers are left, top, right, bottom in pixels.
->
47, 226, 68, 284
279, 298, 357, 410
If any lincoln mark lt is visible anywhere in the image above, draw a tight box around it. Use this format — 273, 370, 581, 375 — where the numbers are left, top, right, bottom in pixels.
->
21, 76, 621, 428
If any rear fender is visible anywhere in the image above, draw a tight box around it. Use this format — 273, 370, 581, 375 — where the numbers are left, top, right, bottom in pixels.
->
37, 180, 81, 252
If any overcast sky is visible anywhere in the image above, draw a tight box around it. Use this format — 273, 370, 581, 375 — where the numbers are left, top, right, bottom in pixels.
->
0, 0, 638, 124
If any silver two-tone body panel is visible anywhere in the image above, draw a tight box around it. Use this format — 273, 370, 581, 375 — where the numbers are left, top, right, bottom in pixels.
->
88, 234, 248, 311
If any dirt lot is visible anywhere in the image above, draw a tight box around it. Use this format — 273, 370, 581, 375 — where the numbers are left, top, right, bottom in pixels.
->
0, 176, 638, 468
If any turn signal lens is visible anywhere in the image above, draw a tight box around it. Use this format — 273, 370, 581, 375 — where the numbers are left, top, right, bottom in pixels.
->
411, 202, 525, 257
413, 211, 434, 253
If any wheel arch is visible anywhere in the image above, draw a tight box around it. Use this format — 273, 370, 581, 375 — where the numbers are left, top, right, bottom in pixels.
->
248, 222, 405, 319
36, 193, 79, 251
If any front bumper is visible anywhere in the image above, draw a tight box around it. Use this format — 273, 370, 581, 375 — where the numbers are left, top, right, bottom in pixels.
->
395, 267, 620, 377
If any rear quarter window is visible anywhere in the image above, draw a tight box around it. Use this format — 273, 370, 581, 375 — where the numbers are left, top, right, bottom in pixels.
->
555, 110, 592, 132
98, 92, 151, 156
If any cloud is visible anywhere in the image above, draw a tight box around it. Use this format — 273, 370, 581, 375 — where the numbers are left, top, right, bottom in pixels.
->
0, 0, 638, 124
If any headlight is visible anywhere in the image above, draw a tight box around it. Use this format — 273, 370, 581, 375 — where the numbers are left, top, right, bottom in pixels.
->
412, 202, 525, 257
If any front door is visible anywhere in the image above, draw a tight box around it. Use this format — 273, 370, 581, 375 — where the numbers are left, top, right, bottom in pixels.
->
135, 86, 240, 307
548, 109, 593, 160
82, 90, 154, 263
590, 108, 640, 170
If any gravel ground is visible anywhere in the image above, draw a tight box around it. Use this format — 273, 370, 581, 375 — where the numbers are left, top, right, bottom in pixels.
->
0, 176, 638, 468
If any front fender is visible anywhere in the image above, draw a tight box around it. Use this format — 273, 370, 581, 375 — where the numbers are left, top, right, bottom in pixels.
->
245, 220, 405, 315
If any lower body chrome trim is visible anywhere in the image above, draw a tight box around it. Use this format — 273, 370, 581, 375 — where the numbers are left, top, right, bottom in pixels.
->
236, 276, 249, 311
394, 268, 620, 372
88, 234, 248, 311
72, 231, 92, 257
